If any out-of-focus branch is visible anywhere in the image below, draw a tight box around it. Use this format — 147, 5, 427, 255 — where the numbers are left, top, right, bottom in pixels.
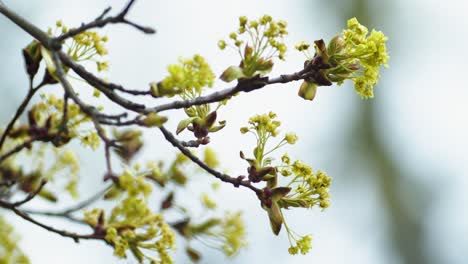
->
10, 180, 47, 207
23, 185, 111, 219
0, 80, 44, 152
0, 137, 38, 163
0, 180, 104, 242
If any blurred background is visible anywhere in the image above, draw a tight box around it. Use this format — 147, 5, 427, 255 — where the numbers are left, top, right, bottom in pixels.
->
1, 0, 468, 263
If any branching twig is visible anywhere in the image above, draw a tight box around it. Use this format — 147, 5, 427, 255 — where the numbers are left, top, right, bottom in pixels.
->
55, 0, 155, 42
0, 81, 43, 153
23, 184, 111, 217
150, 73, 305, 113
0, 201, 104, 242
159, 126, 262, 195
0, 179, 15, 188
58, 52, 148, 110
0, 137, 37, 163
0, 181, 105, 242
11, 179, 47, 207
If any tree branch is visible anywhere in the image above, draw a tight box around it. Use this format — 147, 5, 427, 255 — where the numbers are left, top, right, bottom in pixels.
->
0, 202, 104, 242
0, 80, 43, 152
23, 184, 111, 217
159, 126, 262, 195
0, 2, 56, 49
11, 179, 47, 207
0, 181, 104, 242
55, 0, 155, 42
58, 52, 148, 110
0, 137, 37, 163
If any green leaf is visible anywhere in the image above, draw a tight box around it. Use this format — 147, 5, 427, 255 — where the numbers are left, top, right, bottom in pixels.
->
208, 122, 226, 133
267, 202, 283, 235
220, 66, 246, 82
176, 117, 199, 134
40, 46, 56, 76
298, 81, 317, 101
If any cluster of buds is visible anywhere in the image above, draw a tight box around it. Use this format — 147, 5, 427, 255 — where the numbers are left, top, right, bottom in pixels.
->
296, 17, 389, 100
219, 15, 288, 82
85, 169, 176, 263
176, 110, 226, 144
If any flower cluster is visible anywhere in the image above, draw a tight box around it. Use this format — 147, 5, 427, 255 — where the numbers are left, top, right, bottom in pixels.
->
239, 112, 330, 255
153, 55, 226, 142
287, 235, 312, 255
279, 160, 332, 210
177, 212, 247, 257
51, 20, 109, 71
6, 93, 90, 150
0, 216, 29, 264
240, 112, 297, 170
219, 15, 288, 82
84, 169, 176, 263
295, 17, 388, 99
152, 54, 215, 98
2, 107, 82, 200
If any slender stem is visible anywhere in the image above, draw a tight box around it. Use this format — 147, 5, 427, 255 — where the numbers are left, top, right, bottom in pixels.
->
56, 0, 154, 42
11, 180, 47, 207
2, 204, 104, 242
23, 184, 112, 216
159, 126, 262, 195
0, 81, 42, 152
0, 137, 37, 163
0, 2, 55, 49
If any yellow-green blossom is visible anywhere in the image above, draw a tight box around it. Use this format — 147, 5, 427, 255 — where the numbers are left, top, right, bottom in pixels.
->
219, 15, 288, 82
0, 216, 30, 264
155, 54, 215, 98
204, 147, 219, 168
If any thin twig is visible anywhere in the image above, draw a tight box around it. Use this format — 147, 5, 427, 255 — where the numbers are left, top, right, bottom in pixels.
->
0, 137, 37, 163
0, 183, 105, 242
56, 0, 154, 42
0, 202, 104, 242
0, 180, 15, 188
0, 81, 42, 152
11, 180, 47, 207
150, 73, 305, 113
58, 52, 148, 109
159, 126, 262, 195
23, 184, 112, 217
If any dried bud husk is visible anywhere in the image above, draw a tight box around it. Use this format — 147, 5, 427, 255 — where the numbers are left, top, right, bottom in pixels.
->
203, 111, 217, 128
22, 40, 42, 79
314, 39, 329, 64
186, 247, 201, 262
161, 192, 174, 210
193, 122, 209, 139
266, 202, 283, 235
